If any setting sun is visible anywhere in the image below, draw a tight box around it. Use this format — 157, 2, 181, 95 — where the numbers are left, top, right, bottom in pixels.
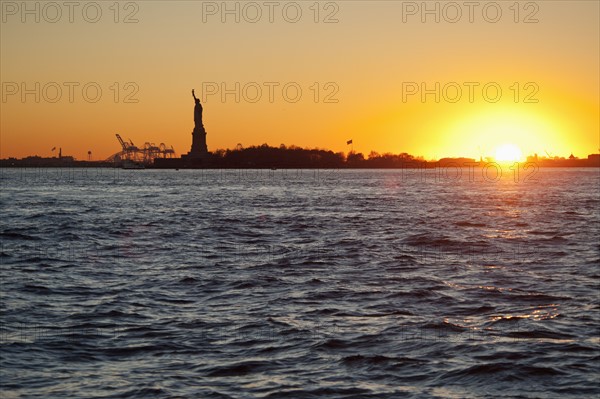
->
494, 144, 524, 163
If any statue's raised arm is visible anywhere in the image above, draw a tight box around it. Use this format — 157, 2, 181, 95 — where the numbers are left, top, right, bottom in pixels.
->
192, 88, 203, 128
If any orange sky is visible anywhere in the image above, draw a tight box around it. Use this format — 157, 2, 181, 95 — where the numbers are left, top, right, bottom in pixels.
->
1, 1, 599, 161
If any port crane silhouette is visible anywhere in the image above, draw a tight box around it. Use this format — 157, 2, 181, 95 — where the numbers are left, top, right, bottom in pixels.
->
109, 133, 175, 165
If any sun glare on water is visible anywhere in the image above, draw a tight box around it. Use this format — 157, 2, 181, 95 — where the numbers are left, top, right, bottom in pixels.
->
494, 144, 523, 163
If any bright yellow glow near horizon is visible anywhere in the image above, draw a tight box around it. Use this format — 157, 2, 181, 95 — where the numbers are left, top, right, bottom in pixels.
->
439, 104, 568, 161
494, 144, 524, 163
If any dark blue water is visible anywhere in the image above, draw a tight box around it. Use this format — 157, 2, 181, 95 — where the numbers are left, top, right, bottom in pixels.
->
1, 167, 599, 398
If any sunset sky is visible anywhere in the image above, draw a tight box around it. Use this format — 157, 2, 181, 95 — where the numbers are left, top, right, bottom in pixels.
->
1, 0, 598, 161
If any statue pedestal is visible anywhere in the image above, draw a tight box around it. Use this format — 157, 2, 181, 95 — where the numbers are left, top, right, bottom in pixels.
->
184, 125, 208, 159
